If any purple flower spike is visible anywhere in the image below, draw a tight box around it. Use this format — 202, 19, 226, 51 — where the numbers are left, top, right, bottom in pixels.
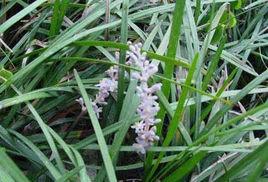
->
76, 42, 161, 154
127, 42, 162, 154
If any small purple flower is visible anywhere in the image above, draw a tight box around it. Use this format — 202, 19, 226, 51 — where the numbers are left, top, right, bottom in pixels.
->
92, 65, 119, 118
76, 97, 86, 112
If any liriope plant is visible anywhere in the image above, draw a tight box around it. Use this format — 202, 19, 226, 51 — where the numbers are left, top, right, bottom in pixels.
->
0, 0, 267, 181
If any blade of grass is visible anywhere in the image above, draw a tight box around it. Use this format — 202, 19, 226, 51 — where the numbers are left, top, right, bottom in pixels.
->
218, 140, 268, 182
95, 80, 139, 181
202, 36, 226, 91
0, 0, 18, 19
194, 0, 201, 22
73, 40, 191, 68
194, 2, 227, 144
0, 0, 47, 34
146, 53, 199, 181
49, 0, 70, 38
117, 0, 129, 119
73, 118, 137, 149
0, 87, 72, 109
70, 146, 92, 182
199, 68, 237, 124
74, 69, 117, 182
0, 165, 14, 182
193, 102, 268, 148
77, 143, 256, 153
0, 148, 30, 182
157, 0, 186, 132
163, 151, 207, 182
156, 90, 192, 145
156, 103, 268, 181
246, 155, 268, 182
11, 86, 66, 176
202, 69, 268, 134
55, 166, 83, 182
9, 130, 62, 179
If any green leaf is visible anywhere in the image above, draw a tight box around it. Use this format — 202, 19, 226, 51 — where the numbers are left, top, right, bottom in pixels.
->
11, 86, 65, 178
0, 0, 47, 34
163, 151, 207, 182
117, 0, 129, 118
0, 148, 30, 182
0, 67, 13, 82
47, 127, 91, 181
55, 166, 83, 182
146, 54, 199, 181
49, 0, 70, 38
70, 146, 92, 182
158, 0, 186, 124
9, 130, 62, 180
96, 80, 139, 181
231, 0, 244, 10
74, 69, 117, 182
218, 140, 268, 182
202, 69, 268, 135
73, 40, 191, 68
220, 11, 237, 28
202, 36, 226, 91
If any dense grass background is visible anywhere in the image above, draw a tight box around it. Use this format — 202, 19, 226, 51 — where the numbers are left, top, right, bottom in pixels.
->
0, 0, 267, 181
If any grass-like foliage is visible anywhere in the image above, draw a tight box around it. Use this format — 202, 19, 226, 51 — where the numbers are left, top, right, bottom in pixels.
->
0, 0, 267, 181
